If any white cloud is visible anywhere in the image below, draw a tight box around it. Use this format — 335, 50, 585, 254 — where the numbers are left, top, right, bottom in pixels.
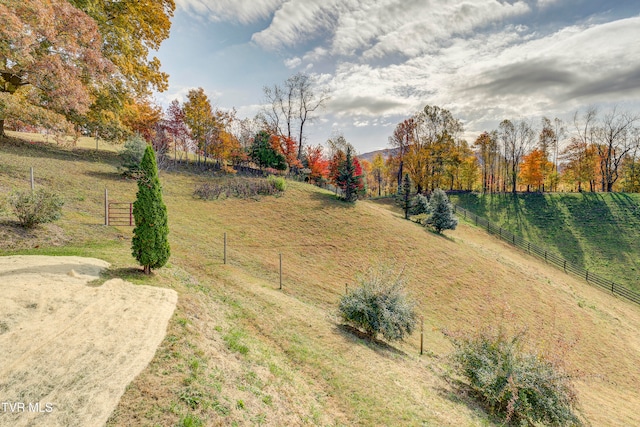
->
251, 0, 341, 48
176, 0, 285, 23
167, 0, 640, 151
284, 57, 302, 69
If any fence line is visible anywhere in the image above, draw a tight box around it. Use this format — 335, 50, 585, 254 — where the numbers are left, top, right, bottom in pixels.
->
451, 204, 640, 306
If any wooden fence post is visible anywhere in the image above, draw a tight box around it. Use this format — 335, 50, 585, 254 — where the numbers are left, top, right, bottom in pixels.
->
420, 316, 424, 355
224, 233, 227, 265
30, 167, 34, 190
279, 253, 283, 290
104, 188, 109, 226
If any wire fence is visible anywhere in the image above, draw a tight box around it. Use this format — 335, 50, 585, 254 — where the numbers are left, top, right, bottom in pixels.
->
451, 204, 640, 306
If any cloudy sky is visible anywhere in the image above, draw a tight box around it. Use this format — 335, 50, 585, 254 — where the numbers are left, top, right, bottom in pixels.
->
156, 0, 640, 154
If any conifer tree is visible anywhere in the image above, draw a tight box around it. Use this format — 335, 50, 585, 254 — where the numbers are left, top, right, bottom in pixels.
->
425, 188, 458, 233
132, 145, 170, 274
337, 146, 360, 202
400, 173, 412, 219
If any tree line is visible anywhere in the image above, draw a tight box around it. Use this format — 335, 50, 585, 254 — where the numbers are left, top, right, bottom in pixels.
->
372, 105, 640, 196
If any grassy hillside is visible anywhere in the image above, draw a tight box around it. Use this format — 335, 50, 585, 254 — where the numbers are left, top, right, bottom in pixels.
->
448, 192, 640, 292
2, 135, 640, 426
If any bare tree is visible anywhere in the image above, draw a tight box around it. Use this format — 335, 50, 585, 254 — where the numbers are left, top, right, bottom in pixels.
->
500, 119, 535, 193
263, 72, 329, 161
593, 107, 639, 192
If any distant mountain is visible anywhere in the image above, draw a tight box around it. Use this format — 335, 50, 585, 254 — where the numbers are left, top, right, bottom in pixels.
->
357, 147, 398, 163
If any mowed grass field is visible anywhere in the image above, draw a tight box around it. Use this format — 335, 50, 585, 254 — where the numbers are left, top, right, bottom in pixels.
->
1, 133, 640, 426
449, 192, 640, 292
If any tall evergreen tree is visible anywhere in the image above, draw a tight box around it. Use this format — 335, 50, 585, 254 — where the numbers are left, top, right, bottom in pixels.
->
425, 188, 458, 233
400, 173, 412, 219
337, 146, 359, 202
132, 145, 170, 274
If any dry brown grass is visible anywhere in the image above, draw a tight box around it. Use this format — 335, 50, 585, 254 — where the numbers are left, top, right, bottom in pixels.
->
2, 133, 640, 426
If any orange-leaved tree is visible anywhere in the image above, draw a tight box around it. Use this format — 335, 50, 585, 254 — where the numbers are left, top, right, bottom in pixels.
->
305, 144, 329, 183
519, 148, 552, 192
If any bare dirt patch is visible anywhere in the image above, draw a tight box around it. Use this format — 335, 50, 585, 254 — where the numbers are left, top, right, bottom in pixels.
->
0, 256, 177, 427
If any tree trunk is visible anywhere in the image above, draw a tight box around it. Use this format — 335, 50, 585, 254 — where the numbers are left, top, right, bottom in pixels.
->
0, 118, 5, 137
144, 265, 151, 275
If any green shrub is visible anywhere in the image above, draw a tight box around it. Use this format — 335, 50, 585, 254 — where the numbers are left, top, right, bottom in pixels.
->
9, 188, 64, 228
338, 267, 417, 341
445, 327, 581, 426
267, 175, 287, 192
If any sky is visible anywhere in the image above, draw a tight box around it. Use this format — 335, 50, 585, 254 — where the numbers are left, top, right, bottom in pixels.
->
155, 0, 640, 154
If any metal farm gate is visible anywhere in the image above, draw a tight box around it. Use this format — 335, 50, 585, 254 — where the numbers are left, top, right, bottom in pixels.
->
107, 202, 134, 226
104, 189, 134, 226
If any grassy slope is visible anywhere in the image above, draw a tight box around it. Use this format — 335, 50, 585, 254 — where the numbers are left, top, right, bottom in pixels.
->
1, 135, 640, 426
449, 192, 640, 292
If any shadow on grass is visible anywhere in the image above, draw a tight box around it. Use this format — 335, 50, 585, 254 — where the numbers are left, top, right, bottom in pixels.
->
308, 190, 358, 209
449, 192, 488, 219
434, 380, 498, 425
0, 136, 122, 166
334, 324, 408, 358
87, 266, 150, 287
522, 193, 586, 267
84, 170, 132, 182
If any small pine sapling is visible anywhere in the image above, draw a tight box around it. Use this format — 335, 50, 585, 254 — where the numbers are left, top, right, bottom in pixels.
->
410, 193, 430, 215
425, 188, 458, 233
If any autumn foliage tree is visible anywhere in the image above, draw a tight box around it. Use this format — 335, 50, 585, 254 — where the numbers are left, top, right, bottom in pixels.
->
164, 99, 190, 164
0, 0, 113, 136
371, 153, 386, 196
69, 0, 174, 138
305, 144, 329, 183
519, 149, 552, 192
271, 134, 302, 170
121, 97, 163, 143
0, 0, 174, 138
